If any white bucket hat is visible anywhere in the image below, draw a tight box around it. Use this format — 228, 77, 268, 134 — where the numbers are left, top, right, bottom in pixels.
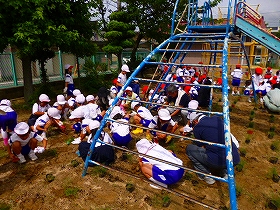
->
158, 109, 171, 121
65, 64, 74, 70
0, 99, 11, 107
57, 95, 66, 105
121, 64, 130, 72
39, 94, 50, 102
73, 89, 81, 97
86, 95, 95, 102
131, 101, 140, 110
125, 86, 133, 92
88, 120, 101, 130
188, 100, 199, 110
47, 107, 61, 119
76, 94, 85, 104
69, 108, 84, 119
14, 122, 30, 135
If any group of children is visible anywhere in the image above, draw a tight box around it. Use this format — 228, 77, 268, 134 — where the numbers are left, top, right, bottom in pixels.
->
2, 63, 279, 188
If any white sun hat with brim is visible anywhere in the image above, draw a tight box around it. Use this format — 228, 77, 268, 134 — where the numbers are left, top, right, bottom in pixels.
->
39, 94, 50, 102
69, 108, 84, 119
131, 101, 140, 110
14, 122, 30, 135
88, 120, 101, 130
125, 86, 133, 92
73, 89, 81, 97
47, 107, 61, 119
76, 94, 85, 104
86, 95, 95, 102
158, 109, 171, 121
189, 112, 206, 123
121, 64, 130, 72
0, 99, 11, 107
57, 95, 66, 105
188, 100, 199, 110
136, 139, 152, 154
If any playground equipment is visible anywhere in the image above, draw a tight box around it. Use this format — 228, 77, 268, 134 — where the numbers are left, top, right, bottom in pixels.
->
82, 0, 280, 209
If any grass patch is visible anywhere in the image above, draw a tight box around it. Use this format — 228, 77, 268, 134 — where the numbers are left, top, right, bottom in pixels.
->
269, 115, 275, 123
166, 141, 177, 153
236, 185, 243, 197
40, 149, 57, 159
267, 132, 275, 139
267, 167, 279, 183
266, 195, 280, 209
90, 166, 109, 178
184, 172, 193, 181
248, 121, 254, 128
64, 186, 80, 197
0, 202, 11, 210
0, 149, 7, 158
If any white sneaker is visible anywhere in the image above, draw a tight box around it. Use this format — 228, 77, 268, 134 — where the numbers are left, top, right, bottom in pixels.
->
28, 151, 38, 161
17, 153, 26, 164
248, 98, 252, 103
198, 175, 216, 185
71, 137, 81, 145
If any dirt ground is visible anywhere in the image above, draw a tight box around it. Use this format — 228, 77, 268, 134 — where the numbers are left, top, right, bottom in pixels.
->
0, 94, 279, 210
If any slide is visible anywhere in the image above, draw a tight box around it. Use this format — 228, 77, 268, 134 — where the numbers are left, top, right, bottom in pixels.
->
235, 2, 280, 55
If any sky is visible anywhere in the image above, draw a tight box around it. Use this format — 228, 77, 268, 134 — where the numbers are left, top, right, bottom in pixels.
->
212, 0, 280, 27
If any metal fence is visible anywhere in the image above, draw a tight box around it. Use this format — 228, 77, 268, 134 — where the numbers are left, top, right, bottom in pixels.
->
0, 48, 151, 89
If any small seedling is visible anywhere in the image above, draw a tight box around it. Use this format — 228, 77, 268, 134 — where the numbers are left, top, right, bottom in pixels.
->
0, 202, 11, 210
268, 132, 275, 139
266, 196, 280, 209
90, 166, 108, 178
64, 186, 80, 197
239, 148, 247, 157
126, 183, 135, 193
235, 185, 243, 197
236, 160, 245, 172
269, 157, 278, 164
267, 167, 279, 183
71, 160, 80, 167
270, 140, 280, 151
250, 110, 255, 115
162, 195, 171, 207
269, 115, 275, 123
248, 121, 254, 128
249, 115, 254, 121
46, 174, 55, 183
184, 172, 193, 180
269, 126, 276, 132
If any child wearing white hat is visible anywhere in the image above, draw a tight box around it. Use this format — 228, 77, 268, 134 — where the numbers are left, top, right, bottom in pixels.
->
34, 107, 65, 138
52, 94, 69, 120
122, 86, 141, 111
64, 64, 75, 99
136, 139, 184, 189
0, 99, 17, 146
86, 95, 105, 121
7, 122, 47, 163
27, 94, 51, 131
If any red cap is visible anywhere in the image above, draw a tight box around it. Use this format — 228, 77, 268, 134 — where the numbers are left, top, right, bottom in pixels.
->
255, 67, 263, 75
236, 64, 241, 68
198, 61, 203, 64
267, 67, 272, 70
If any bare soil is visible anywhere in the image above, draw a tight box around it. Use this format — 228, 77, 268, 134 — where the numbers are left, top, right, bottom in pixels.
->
0, 95, 279, 210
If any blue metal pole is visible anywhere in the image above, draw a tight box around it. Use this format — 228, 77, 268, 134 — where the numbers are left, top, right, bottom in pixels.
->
10, 52, 18, 86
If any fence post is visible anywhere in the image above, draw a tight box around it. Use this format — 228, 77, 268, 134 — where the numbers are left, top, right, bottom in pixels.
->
58, 50, 64, 79
10, 52, 18, 86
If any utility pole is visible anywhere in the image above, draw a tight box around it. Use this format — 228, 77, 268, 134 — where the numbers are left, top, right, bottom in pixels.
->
117, 0, 121, 11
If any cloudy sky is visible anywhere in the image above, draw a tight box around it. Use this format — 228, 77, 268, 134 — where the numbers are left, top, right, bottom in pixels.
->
212, 0, 280, 27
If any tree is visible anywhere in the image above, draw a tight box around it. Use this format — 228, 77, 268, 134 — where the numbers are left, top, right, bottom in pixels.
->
102, 11, 135, 70
0, 0, 98, 101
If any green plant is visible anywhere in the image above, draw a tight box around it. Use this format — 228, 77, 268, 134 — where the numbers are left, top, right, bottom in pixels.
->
0, 203, 11, 210
166, 141, 177, 153
184, 172, 193, 180
270, 140, 280, 151
0, 149, 7, 158
269, 114, 275, 123
248, 121, 254, 128
235, 160, 245, 172
64, 186, 80, 197
249, 115, 254, 121
40, 149, 57, 159
269, 157, 278, 164
239, 148, 247, 157
267, 167, 279, 183
235, 185, 243, 197
125, 183, 135, 193
269, 126, 276, 132
90, 166, 108, 178
266, 195, 280, 209
268, 132, 275, 139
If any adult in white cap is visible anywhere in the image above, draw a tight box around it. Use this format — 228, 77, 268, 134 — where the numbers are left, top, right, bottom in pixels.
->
0, 99, 17, 147
64, 64, 75, 99
148, 109, 178, 143
34, 107, 65, 138
7, 122, 47, 163
116, 64, 130, 92
122, 86, 140, 111
27, 94, 51, 132
136, 139, 184, 189
186, 114, 240, 185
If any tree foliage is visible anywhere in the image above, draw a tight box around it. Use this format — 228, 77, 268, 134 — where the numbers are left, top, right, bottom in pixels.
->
103, 11, 135, 70
0, 0, 98, 101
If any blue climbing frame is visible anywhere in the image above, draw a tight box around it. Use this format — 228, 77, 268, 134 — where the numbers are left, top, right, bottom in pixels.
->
82, 0, 280, 209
